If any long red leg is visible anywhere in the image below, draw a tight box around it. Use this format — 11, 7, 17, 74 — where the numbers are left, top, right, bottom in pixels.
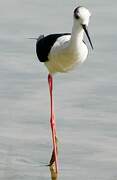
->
48, 74, 58, 173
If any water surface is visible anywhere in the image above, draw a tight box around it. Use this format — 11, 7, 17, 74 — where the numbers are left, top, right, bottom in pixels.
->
0, 0, 117, 179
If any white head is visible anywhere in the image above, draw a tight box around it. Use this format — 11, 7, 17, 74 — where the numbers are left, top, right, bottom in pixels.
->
73, 6, 93, 49
74, 6, 91, 26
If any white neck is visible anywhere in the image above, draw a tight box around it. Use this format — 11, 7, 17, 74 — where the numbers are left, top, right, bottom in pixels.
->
70, 21, 84, 48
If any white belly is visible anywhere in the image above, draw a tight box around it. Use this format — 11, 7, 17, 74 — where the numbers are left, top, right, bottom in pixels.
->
44, 36, 88, 74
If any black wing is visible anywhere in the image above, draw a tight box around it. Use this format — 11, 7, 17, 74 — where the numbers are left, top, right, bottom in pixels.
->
36, 33, 71, 62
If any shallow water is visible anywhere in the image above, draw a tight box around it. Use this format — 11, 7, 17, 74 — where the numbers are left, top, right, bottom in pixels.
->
0, 0, 117, 179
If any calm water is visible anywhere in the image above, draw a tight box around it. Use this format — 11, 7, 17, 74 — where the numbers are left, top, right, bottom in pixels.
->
0, 0, 117, 179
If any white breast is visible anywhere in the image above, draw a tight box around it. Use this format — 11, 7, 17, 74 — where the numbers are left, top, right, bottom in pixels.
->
45, 35, 88, 74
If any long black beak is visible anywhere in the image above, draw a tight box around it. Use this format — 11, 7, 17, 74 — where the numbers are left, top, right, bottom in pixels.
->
82, 24, 93, 50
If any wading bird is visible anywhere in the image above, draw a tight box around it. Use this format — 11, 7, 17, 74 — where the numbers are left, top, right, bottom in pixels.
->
36, 6, 93, 173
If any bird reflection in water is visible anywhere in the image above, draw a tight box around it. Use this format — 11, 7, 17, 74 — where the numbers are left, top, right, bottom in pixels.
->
49, 138, 58, 180
49, 162, 58, 180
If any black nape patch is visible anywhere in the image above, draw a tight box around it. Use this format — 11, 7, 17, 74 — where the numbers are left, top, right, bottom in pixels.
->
74, 7, 79, 19
74, 6, 82, 19
36, 33, 71, 62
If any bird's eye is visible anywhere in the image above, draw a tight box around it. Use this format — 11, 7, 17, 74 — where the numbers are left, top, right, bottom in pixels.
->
74, 13, 80, 19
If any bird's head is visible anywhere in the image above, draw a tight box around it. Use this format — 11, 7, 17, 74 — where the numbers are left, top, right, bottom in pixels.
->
73, 6, 93, 49
74, 6, 91, 26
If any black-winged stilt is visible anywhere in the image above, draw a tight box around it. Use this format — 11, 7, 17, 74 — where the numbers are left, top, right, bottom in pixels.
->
36, 6, 93, 173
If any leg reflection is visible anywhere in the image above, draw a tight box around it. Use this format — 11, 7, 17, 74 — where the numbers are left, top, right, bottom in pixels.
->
49, 162, 58, 180
49, 137, 58, 180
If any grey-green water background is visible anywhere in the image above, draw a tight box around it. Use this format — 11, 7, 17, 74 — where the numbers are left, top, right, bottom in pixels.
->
0, 0, 117, 179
